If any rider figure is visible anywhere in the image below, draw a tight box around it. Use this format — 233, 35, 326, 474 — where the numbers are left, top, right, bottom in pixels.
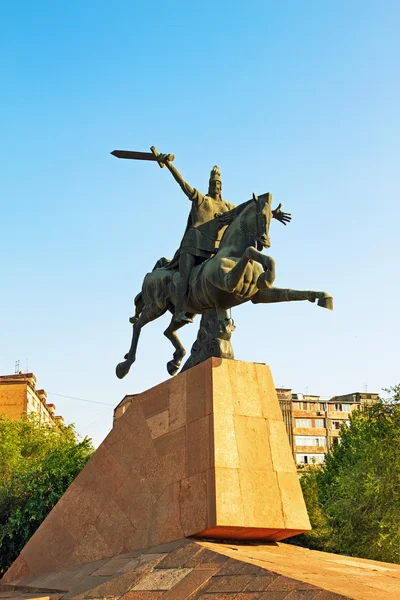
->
160, 156, 236, 323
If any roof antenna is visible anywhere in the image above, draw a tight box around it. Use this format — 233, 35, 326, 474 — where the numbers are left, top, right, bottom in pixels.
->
15, 360, 20, 374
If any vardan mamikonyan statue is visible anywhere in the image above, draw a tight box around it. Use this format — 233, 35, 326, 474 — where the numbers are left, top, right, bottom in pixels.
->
112, 147, 333, 379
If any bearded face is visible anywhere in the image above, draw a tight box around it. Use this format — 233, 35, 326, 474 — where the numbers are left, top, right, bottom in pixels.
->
208, 179, 222, 199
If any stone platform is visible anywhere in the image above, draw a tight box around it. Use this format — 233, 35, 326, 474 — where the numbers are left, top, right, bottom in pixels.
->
3, 358, 309, 582
3, 538, 400, 600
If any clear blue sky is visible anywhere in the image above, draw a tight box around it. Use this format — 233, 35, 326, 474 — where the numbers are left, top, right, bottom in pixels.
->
1, 1, 399, 446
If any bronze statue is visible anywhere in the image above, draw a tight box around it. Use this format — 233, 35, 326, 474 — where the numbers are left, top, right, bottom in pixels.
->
112, 147, 333, 379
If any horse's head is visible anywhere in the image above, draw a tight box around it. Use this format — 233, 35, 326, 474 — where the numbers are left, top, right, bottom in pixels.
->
217, 192, 273, 252
252, 192, 272, 251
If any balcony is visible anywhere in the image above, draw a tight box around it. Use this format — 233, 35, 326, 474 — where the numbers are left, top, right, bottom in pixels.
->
294, 445, 327, 454
292, 410, 325, 418
293, 427, 327, 437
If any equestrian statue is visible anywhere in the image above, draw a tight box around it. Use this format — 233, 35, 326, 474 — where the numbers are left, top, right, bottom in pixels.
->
111, 147, 333, 379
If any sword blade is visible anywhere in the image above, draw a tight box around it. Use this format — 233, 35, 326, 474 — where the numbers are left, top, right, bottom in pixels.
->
111, 150, 159, 161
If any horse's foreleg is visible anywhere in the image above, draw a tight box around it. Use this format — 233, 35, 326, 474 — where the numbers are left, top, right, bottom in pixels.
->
252, 287, 333, 310
116, 302, 167, 379
164, 317, 188, 376
225, 246, 274, 292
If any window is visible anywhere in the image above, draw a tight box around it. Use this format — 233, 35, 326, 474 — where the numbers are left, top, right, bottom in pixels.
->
295, 436, 327, 447
332, 420, 350, 430
296, 419, 312, 428
296, 418, 325, 428
297, 401, 307, 410
296, 454, 325, 465
334, 403, 351, 412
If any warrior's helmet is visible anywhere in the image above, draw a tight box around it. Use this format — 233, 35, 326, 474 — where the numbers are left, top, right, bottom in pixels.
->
209, 165, 222, 188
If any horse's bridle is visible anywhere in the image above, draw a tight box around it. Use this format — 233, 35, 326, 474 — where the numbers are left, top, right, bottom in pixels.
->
254, 195, 272, 251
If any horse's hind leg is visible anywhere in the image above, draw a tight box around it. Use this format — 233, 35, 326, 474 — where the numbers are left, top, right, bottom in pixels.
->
129, 292, 145, 324
164, 316, 188, 376
116, 301, 167, 379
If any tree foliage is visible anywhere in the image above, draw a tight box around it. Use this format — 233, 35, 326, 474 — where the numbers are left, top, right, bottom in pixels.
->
0, 414, 94, 575
290, 466, 335, 552
292, 385, 400, 563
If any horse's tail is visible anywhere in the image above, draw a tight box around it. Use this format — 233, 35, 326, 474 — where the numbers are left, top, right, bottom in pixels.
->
153, 256, 171, 270
129, 292, 145, 324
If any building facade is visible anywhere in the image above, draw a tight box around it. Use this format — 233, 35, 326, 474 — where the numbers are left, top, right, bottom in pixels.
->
0, 372, 64, 425
276, 389, 379, 467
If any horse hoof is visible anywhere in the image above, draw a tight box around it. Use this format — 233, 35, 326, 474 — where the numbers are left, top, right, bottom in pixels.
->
167, 360, 180, 376
318, 295, 333, 310
116, 361, 131, 379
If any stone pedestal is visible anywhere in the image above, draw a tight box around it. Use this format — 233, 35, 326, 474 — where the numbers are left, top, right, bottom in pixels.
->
3, 358, 310, 581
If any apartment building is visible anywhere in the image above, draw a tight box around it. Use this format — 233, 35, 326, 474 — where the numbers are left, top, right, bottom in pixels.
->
0, 372, 64, 425
276, 389, 379, 467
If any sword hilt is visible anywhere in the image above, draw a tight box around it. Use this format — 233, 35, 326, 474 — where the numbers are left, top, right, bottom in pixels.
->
150, 146, 174, 168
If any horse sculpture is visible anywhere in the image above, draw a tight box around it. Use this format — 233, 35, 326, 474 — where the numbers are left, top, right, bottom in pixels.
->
116, 193, 332, 379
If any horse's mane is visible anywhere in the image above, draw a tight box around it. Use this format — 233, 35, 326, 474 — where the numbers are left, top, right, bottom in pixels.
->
215, 198, 253, 227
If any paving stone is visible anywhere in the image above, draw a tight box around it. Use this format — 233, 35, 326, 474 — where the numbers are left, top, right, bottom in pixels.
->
215, 559, 245, 576
132, 568, 192, 591
121, 592, 164, 600
284, 591, 321, 600
86, 597, 120, 600
116, 558, 142, 574
133, 554, 166, 573
156, 543, 203, 569
67, 557, 112, 581
0, 596, 62, 600
205, 574, 255, 593
186, 549, 229, 569
267, 577, 317, 591
259, 592, 290, 600
113, 549, 144, 560
314, 593, 350, 600
234, 594, 265, 600
92, 556, 139, 576
85, 572, 145, 597
161, 568, 216, 600
244, 574, 280, 591
62, 576, 110, 599
237, 564, 265, 576
198, 594, 240, 600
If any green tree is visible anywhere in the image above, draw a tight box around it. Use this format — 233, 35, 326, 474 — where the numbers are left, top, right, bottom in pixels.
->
0, 414, 94, 575
292, 385, 400, 563
290, 465, 335, 552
